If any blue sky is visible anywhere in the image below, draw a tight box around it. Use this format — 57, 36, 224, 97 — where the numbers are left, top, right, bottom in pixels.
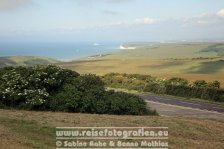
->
0, 0, 224, 42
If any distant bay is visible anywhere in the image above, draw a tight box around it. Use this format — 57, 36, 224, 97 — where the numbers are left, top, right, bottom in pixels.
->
0, 42, 121, 61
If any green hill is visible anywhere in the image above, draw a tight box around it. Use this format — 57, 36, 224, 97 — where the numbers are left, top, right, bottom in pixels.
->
0, 56, 60, 67
59, 42, 224, 87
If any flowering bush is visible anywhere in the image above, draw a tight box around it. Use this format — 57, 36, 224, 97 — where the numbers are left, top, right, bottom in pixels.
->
0, 65, 154, 115
0, 65, 79, 108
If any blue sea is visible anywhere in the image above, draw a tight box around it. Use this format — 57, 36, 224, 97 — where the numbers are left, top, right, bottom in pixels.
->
0, 42, 121, 61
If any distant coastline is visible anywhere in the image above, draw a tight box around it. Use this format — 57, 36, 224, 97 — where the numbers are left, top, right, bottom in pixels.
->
119, 45, 136, 50
0, 42, 120, 61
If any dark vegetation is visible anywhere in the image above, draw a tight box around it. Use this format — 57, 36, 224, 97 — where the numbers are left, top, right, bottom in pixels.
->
102, 73, 224, 102
201, 43, 224, 56
23, 59, 52, 65
0, 65, 156, 115
185, 60, 224, 74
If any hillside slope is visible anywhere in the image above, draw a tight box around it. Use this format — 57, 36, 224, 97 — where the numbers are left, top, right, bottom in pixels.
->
0, 56, 60, 67
0, 109, 223, 149
59, 42, 224, 87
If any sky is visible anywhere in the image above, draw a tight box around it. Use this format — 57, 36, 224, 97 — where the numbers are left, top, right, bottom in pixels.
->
0, 0, 224, 42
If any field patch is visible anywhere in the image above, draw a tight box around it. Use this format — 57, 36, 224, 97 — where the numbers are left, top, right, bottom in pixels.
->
0, 109, 224, 149
0, 56, 59, 67
200, 43, 224, 56
185, 60, 224, 74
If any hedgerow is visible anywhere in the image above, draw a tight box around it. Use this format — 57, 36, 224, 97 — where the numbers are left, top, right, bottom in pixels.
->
103, 73, 224, 102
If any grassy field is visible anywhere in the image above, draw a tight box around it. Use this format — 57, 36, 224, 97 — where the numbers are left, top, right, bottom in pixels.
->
59, 42, 224, 87
0, 56, 60, 67
102, 42, 218, 59
0, 109, 224, 149
1, 42, 224, 149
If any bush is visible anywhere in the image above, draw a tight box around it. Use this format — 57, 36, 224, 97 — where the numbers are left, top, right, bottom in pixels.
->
47, 74, 106, 113
143, 83, 165, 94
193, 80, 207, 88
164, 85, 224, 102
103, 73, 224, 102
0, 66, 154, 115
46, 77, 153, 115
207, 81, 220, 89
104, 91, 157, 115
200, 88, 224, 102
102, 73, 147, 91
166, 77, 188, 86
0, 65, 79, 109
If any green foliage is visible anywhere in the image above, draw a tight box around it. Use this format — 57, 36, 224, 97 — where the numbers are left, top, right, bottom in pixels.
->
207, 81, 220, 89
0, 66, 153, 115
164, 85, 224, 102
24, 59, 50, 65
46, 74, 152, 115
201, 43, 224, 56
102, 73, 153, 91
144, 83, 166, 94
103, 73, 224, 102
166, 77, 188, 86
0, 65, 79, 109
47, 74, 105, 113
193, 80, 207, 88
104, 91, 157, 115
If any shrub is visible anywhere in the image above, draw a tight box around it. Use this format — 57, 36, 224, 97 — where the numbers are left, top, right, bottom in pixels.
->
47, 74, 106, 113
104, 91, 157, 115
207, 81, 220, 89
193, 80, 207, 88
164, 85, 224, 102
46, 77, 153, 115
166, 77, 188, 86
0, 65, 79, 109
143, 83, 165, 94
200, 88, 224, 102
103, 73, 224, 102
0, 66, 155, 115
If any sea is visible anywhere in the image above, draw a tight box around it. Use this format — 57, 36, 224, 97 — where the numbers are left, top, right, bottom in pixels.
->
0, 42, 121, 61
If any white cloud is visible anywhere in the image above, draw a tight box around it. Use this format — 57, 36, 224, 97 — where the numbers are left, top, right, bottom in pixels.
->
0, 0, 32, 10
134, 17, 157, 25
182, 9, 224, 27
198, 12, 213, 18
217, 9, 224, 17
93, 17, 157, 29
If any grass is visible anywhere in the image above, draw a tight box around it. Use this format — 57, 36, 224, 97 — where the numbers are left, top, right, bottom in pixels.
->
58, 42, 224, 87
58, 58, 224, 87
0, 109, 224, 149
101, 43, 218, 59
0, 56, 60, 67
0, 117, 55, 149
185, 60, 224, 74
200, 43, 224, 56
1, 42, 224, 148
